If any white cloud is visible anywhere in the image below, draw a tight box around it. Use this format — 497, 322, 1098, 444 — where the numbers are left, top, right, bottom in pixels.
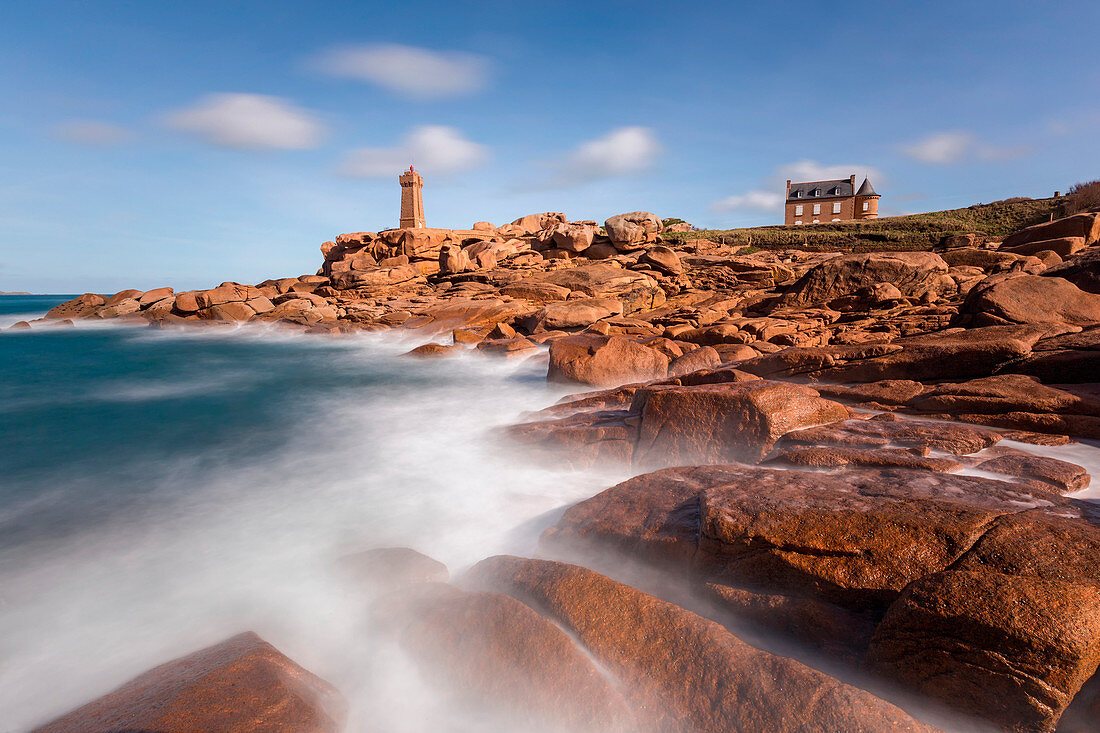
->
338, 125, 488, 178
899, 131, 974, 164
553, 126, 660, 184
54, 120, 132, 145
899, 131, 1028, 164
777, 160, 883, 185
163, 94, 325, 150
711, 190, 784, 213
313, 43, 489, 99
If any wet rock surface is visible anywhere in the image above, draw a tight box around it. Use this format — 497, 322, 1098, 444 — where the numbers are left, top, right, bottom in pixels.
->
33, 632, 346, 733
467, 556, 934, 733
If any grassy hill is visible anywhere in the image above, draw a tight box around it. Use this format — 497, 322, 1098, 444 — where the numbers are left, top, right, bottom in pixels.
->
666, 196, 1065, 252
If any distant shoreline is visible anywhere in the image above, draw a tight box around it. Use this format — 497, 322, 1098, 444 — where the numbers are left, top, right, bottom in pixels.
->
0, 292, 33, 296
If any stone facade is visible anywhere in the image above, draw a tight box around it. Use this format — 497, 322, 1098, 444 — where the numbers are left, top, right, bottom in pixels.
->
784, 174, 880, 226
399, 167, 425, 229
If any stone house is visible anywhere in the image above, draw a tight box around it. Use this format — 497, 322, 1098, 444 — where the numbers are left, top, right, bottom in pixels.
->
784, 174, 879, 225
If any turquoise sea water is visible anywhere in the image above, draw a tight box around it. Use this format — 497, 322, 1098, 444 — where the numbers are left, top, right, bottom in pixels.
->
0, 294, 628, 731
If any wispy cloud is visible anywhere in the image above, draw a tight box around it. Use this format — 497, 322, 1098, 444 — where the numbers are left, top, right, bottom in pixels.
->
338, 125, 488, 178
711, 190, 783, 213
312, 43, 490, 99
550, 126, 661, 185
163, 94, 325, 150
899, 131, 974, 164
899, 130, 1029, 164
53, 120, 133, 146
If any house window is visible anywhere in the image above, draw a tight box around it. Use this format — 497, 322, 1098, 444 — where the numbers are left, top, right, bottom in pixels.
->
832, 202, 841, 214
812, 188, 821, 197
832, 218, 841, 222
813, 203, 821, 215
792, 190, 801, 198
862, 201, 869, 211
812, 219, 820, 224
795, 220, 803, 225
795, 205, 803, 215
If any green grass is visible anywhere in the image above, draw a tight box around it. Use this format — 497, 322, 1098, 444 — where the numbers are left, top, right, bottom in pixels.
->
666, 197, 1064, 252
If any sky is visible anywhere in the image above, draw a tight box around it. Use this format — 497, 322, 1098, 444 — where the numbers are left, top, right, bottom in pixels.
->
1, 0, 1098, 293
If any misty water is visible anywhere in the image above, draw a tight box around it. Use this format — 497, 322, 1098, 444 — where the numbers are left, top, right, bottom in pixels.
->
0, 295, 631, 731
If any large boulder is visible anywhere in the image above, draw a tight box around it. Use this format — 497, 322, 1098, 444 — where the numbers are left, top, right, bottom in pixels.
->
779, 252, 950, 308
964, 274, 1100, 328
438, 243, 471, 275
534, 298, 622, 330
816, 325, 1048, 382
544, 465, 1100, 730
867, 512, 1100, 732
509, 212, 566, 234
336, 546, 449, 592
639, 245, 683, 275
524, 264, 665, 313
550, 223, 595, 252
498, 281, 571, 303
548, 334, 669, 387
467, 556, 933, 733
1043, 248, 1100, 294
398, 227, 451, 259
193, 283, 259, 309
33, 632, 345, 732
1002, 212, 1100, 249
45, 293, 105, 319
604, 212, 662, 250
331, 264, 419, 290
631, 381, 851, 465
372, 583, 631, 730
1002, 236, 1087, 258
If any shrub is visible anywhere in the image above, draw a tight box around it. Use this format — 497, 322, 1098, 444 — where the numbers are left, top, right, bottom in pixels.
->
1065, 181, 1100, 214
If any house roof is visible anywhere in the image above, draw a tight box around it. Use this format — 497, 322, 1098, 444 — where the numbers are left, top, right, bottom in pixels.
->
856, 177, 879, 196
787, 178, 853, 200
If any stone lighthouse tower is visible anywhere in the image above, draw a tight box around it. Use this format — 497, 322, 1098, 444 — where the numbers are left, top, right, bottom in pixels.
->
399, 166, 425, 229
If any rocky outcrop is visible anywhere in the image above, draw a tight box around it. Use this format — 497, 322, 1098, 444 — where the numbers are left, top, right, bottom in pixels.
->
547, 334, 669, 386
1044, 248, 1100, 294
604, 211, 662, 250
963, 273, 1100, 327
33, 632, 346, 732
543, 464, 1100, 730
27, 204, 1100, 733
1001, 212, 1100, 249
468, 556, 933, 733
778, 252, 950, 309
631, 380, 851, 465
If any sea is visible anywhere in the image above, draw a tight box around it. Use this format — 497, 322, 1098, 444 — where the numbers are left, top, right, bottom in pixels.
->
0, 294, 631, 731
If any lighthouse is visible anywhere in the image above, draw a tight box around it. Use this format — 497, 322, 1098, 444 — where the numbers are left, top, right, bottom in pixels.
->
398, 166, 425, 229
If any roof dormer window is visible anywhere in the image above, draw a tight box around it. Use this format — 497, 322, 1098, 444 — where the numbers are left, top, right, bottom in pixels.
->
811, 188, 821, 197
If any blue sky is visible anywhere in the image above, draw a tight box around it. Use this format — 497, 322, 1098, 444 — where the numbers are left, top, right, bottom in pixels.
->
2, 0, 1098, 292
